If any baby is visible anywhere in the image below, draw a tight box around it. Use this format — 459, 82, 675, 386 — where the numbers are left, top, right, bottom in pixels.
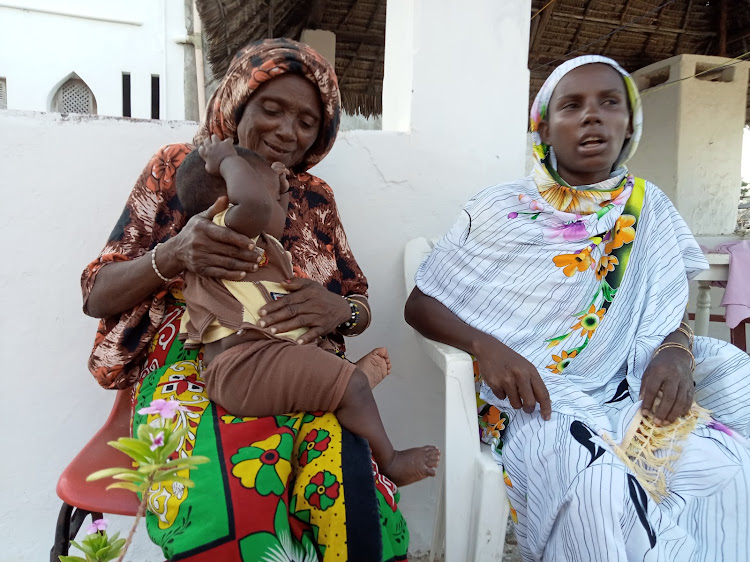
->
175, 135, 440, 486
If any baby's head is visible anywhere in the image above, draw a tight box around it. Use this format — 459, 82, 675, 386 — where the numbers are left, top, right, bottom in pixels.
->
176, 146, 277, 219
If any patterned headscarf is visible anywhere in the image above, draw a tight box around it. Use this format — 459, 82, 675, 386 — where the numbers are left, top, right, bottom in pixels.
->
529, 55, 643, 214
194, 38, 341, 172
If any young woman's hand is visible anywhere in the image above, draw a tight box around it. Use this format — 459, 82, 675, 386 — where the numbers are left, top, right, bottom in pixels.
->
475, 336, 552, 420
258, 278, 351, 343
640, 349, 694, 425
167, 196, 263, 280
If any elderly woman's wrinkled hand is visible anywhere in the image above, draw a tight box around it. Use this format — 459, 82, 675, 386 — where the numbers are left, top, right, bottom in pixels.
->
640, 350, 694, 425
476, 336, 552, 420
174, 195, 262, 280
258, 278, 352, 343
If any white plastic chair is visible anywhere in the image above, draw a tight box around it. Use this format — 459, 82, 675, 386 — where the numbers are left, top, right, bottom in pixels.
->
404, 237, 509, 562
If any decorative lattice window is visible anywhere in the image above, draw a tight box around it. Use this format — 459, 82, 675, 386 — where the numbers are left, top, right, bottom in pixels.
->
51, 77, 97, 115
0, 78, 6, 110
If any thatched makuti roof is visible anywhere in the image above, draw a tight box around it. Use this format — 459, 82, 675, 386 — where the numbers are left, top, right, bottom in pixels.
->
529, 0, 750, 124
195, 0, 750, 123
195, 0, 385, 117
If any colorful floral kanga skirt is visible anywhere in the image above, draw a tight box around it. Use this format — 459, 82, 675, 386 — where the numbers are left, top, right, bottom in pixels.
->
132, 297, 409, 561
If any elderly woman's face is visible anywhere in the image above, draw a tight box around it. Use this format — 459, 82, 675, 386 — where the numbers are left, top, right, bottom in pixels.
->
237, 74, 322, 168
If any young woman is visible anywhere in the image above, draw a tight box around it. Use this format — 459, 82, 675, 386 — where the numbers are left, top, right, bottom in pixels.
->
406, 55, 750, 561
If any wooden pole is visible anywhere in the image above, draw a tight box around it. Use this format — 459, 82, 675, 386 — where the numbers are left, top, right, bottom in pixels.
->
718, 0, 727, 56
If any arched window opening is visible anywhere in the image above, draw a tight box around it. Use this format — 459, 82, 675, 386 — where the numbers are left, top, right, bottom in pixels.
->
50, 75, 97, 115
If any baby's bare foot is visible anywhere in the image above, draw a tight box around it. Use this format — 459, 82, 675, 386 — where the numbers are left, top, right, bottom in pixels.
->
382, 446, 440, 487
356, 347, 391, 389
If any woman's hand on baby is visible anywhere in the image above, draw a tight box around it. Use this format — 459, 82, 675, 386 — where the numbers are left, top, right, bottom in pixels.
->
171, 195, 263, 280
475, 336, 552, 420
641, 350, 694, 425
258, 278, 351, 343
198, 135, 237, 175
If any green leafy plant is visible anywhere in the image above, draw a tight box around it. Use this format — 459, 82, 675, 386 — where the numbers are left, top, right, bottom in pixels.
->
59, 520, 125, 562
60, 399, 209, 562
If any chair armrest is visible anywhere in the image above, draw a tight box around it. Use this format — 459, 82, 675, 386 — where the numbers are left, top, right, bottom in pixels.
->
418, 336, 474, 373
416, 334, 480, 454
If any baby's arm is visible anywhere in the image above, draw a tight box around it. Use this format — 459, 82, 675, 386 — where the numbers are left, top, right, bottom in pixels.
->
199, 135, 274, 239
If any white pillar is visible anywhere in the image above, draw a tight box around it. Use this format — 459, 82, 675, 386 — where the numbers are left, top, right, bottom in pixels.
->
300, 29, 336, 69
383, 0, 531, 183
629, 55, 750, 235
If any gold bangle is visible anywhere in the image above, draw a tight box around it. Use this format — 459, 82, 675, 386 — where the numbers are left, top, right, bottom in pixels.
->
675, 326, 694, 348
652, 342, 696, 372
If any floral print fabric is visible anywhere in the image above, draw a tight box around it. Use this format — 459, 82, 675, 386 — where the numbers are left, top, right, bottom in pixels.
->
417, 55, 750, 562
82, 39, 365, 390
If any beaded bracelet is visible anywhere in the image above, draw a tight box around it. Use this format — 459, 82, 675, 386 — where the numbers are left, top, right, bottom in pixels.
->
337, 297, 360, 332
652, 342, 696, 372
151, 242, 170, 283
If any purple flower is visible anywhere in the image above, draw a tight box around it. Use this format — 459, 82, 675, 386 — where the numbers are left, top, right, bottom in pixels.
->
86, 518, 109, 535
507, 212, 518, 219
542, 218, 589, 242
150, 431, 165, 451
138, 398, 187, 419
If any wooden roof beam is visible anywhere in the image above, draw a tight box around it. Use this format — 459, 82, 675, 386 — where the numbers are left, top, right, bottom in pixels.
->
727, 27, 750, 45
305, 0, 327, 29
553, 13, 717, 37
602, 0, 636, 53
676, 0, 693, 52
718, 0, 727, 56
324, 29, 384, 45
339, 42, 367, 84
530, 1, 556, 53
366, 0, 383, 32
339, 0, 358, 27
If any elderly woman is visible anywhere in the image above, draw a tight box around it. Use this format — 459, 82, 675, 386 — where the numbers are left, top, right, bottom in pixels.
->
82, 39, 407, 561
406, 55, 750, 561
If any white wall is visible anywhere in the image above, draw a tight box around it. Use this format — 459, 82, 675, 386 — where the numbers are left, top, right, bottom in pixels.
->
0, 111, 197, 562
0, 0, 188, 120
629, 55, 750, 235
0, 1, 531, 559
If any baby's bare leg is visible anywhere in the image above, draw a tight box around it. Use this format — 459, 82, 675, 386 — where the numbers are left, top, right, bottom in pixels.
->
355, 347, 391, 389
336, 369, 440, 487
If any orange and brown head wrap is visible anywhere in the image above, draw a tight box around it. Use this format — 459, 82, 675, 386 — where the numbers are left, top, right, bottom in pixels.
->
194, 38, 341, 172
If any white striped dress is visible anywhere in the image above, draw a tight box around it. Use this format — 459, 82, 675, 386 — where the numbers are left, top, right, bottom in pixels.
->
416, 176, 750, 561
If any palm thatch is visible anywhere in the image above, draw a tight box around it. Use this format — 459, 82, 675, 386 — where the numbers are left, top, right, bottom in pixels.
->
529, 0, 750, 124
194, 0, 750, 123
195, 0, 385, 117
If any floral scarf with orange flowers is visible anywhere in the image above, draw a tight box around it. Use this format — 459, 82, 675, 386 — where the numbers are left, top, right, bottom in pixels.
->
415, 56, 706, 432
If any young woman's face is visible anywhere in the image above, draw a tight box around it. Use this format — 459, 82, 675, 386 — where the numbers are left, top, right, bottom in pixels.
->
539, 64, 633, 186
237, 74, 322, 169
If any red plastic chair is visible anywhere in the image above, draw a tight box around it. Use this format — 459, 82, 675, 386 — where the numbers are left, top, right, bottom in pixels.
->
51, 389, 141, 561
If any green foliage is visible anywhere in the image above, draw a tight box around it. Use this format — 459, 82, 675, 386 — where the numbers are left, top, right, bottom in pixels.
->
60, 408, 210, 562
87, 420, 209, 494
58, 531, 126, 562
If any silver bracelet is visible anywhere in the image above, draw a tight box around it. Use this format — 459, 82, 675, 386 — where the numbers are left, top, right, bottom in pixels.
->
151, 242, 170, 283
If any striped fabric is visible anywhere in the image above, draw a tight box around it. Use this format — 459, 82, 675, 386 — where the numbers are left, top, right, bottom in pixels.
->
415, 55, 750, 561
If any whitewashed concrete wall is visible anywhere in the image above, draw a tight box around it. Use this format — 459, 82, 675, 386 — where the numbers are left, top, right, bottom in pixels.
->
0, 112, 197, 562
628, 55, 750, 235
0, 0, 188, 120
0, 1, 531, 559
